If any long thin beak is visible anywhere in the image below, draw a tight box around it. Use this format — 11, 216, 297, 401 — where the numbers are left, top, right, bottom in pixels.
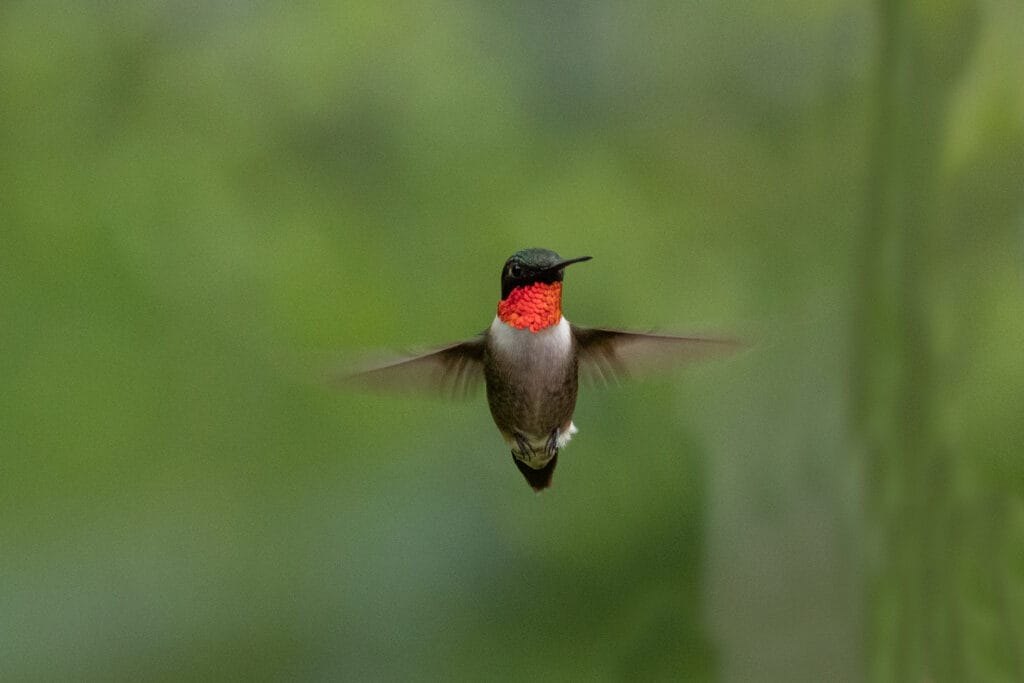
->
540, 255, 592, 274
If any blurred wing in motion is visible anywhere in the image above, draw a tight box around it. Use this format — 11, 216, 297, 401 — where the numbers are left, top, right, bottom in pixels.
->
334, 336, 486, 400
572, 325, 743, 386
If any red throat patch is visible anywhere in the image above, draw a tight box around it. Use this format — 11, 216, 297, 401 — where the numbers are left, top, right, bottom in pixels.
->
497, 281, 563, 332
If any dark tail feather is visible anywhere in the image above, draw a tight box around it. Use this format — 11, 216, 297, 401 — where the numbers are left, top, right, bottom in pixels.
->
513, 452, 558, 491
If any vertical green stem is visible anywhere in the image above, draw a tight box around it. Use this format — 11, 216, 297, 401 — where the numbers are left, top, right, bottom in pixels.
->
854, 0, 967, 680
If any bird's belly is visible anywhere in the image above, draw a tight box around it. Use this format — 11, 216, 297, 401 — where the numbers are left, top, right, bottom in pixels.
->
485, 317, 579, 457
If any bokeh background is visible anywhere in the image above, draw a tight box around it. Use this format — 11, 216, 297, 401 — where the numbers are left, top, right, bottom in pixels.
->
3, 1, 1022, 680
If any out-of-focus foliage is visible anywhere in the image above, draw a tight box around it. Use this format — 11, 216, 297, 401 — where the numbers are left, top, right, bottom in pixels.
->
1, 1, 1021, 680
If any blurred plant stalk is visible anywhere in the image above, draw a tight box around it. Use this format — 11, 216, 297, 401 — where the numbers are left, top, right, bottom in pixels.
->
854, 0, 1021, 680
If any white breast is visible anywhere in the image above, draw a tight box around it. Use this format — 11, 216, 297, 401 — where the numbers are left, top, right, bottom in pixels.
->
488, 315, 573, 365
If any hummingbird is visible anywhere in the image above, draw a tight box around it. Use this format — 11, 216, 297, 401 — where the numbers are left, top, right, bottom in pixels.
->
345, 248, 737, 491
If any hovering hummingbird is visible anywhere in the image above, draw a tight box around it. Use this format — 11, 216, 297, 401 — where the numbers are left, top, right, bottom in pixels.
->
345, 248, 737, 491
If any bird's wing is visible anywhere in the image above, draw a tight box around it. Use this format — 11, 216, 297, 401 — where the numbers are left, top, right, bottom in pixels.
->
571, 325, 742, 385
334, 336, 486, 400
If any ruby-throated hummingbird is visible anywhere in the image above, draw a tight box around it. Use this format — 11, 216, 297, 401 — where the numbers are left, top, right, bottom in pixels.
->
346, 248, 736, 491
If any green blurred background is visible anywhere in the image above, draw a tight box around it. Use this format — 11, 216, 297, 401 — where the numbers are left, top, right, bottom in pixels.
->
2, 1, 1022, 680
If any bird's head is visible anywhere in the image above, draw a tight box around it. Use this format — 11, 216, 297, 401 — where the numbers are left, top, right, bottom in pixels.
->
497, 248, 591, 332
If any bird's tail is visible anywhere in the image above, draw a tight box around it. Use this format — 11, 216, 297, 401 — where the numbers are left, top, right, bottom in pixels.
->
513, 452, 558, 491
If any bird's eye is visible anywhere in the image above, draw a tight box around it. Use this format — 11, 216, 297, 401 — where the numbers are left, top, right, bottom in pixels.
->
509, 263, 522, 277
